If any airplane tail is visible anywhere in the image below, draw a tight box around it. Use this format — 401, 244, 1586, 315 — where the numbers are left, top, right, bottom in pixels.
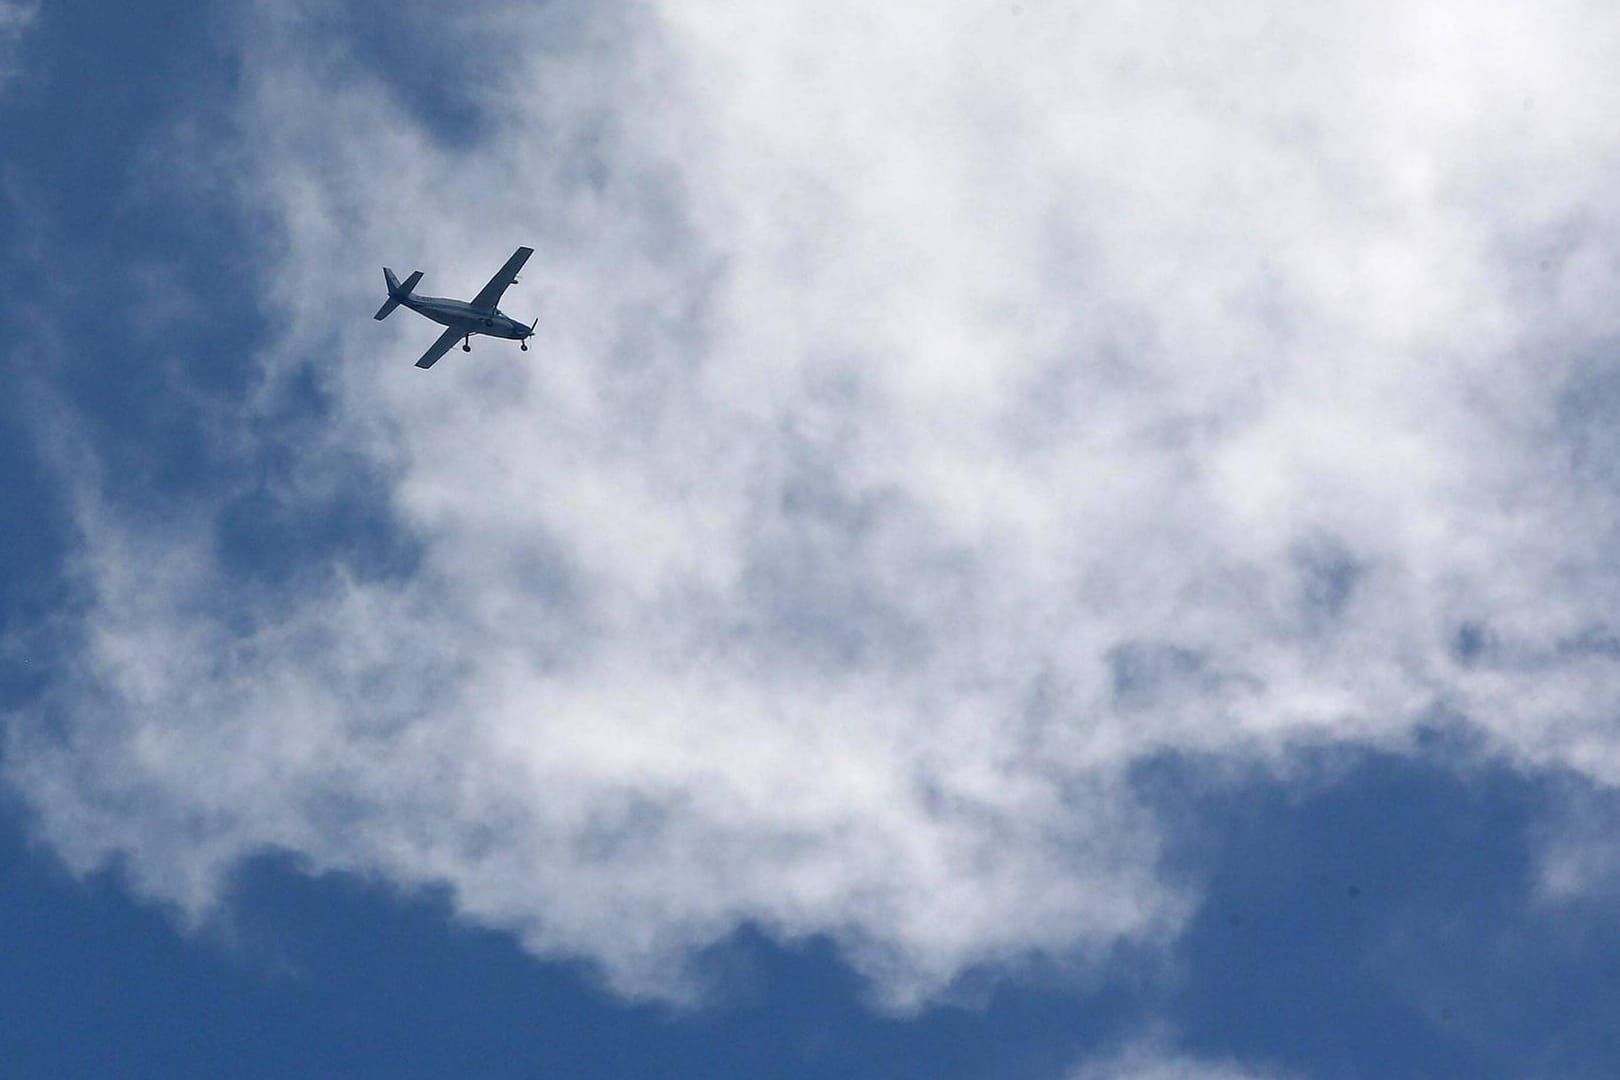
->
374, 267, 422, 320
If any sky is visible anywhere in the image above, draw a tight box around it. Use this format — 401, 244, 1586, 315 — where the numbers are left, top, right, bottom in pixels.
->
3, 0, 1620, 1076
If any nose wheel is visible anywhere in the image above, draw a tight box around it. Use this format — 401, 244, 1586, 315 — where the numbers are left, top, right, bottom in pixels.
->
520, 341, 528, 351
462, 335, 472, 352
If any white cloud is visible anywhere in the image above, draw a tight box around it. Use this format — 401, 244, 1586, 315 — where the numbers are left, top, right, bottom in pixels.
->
11, 0, 1620, 1005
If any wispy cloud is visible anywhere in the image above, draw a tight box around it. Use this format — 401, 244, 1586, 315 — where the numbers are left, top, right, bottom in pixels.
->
1069, 1030, 1297, 1080
10, 0, 1620, 1006
0, 0, 38, 91
0, 1, 35, 35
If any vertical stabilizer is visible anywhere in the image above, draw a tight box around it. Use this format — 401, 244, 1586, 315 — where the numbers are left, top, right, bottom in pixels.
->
374, 267, 422, 320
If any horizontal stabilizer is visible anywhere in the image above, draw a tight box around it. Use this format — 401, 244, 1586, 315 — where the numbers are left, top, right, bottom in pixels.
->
374, 267, 423, 320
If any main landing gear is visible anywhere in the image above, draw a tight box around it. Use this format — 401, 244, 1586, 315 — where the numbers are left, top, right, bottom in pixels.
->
462, 335, 472, 352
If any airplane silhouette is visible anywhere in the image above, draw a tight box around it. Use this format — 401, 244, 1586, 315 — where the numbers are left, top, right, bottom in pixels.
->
375, 246, 536, 369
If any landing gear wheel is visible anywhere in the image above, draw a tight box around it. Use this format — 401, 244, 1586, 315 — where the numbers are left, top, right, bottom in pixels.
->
462, 342, 472, 352
520, 341, 528, 351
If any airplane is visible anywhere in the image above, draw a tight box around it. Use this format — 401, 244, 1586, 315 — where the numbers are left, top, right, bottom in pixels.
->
373, 246, 536, 369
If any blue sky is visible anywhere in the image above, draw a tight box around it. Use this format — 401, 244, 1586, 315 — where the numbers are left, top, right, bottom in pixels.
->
5, 1, 1620, 1077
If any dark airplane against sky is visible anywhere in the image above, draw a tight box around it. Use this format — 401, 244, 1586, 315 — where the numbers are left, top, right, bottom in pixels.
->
374, 246, 536, 369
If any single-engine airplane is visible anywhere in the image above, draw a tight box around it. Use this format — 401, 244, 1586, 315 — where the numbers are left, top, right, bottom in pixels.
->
374, 246, 536, 369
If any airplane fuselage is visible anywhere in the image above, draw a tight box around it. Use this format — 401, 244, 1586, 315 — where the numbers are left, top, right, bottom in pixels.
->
401, 294, 532, 341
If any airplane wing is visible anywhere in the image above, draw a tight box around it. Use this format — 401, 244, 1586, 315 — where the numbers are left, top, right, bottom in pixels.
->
468, 246, 534, 311
414, 326, 463, 369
